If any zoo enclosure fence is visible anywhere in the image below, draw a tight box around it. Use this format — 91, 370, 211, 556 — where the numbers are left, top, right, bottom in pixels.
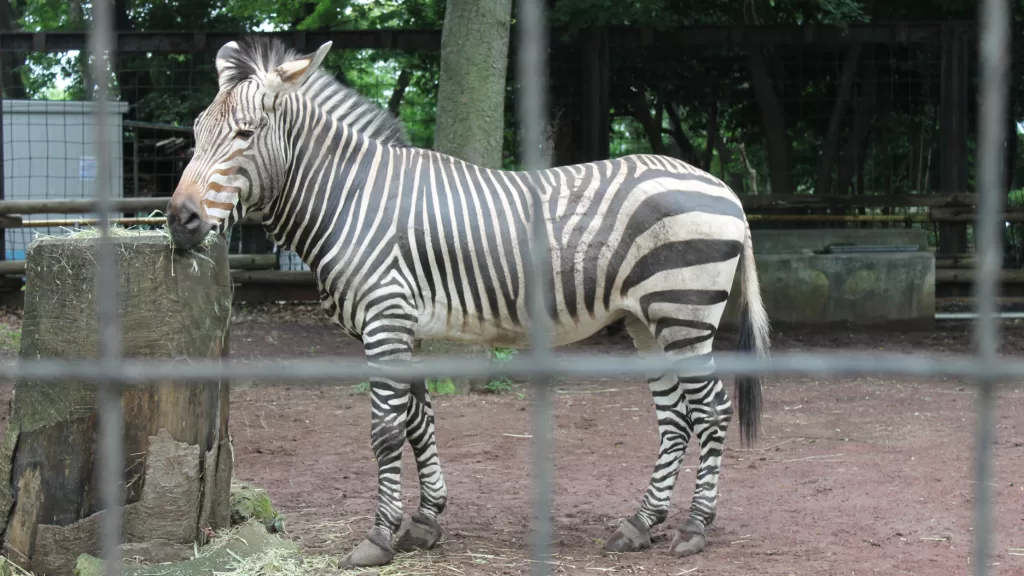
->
0, 1, 1016, 576
1, 20, 1023, 304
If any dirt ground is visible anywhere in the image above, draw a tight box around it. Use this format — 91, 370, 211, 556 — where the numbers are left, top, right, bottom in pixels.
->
2, 303, 1024, 575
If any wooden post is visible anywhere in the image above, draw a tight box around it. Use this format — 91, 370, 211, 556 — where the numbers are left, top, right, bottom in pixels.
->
582, 26, 610, 163
938, 23, 970, 296
0, 232, 234, 576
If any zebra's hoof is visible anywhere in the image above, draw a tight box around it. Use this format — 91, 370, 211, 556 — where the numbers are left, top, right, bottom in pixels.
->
394, 512, 443, 552
339, 528, 395, 567
602, 516, 651, 553
669, 519, 707, 558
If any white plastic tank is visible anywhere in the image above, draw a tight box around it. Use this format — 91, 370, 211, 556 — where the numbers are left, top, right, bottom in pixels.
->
1, 98, 130, 261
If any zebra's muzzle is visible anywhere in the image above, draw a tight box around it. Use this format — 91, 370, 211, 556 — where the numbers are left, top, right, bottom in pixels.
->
167, 191, 215, 250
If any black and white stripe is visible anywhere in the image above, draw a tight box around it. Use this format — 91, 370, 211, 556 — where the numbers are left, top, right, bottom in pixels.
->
177, 37, 771, 566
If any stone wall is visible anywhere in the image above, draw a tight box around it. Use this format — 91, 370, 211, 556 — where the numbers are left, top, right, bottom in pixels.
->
721, 229, 935, 329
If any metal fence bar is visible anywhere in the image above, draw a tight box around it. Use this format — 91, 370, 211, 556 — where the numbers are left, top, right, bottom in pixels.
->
971, 0, 1010, 573
21, 2, 1008, 574
88, 1, 126, 576
4, 349, 1024, 383
516, 0, 555, 573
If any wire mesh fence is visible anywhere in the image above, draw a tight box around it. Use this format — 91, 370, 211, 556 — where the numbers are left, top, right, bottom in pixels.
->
0, 3, 1015, 576
3, 24, 1021, 267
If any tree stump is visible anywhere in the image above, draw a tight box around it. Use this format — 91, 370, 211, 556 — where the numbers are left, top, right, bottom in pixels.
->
0, 232, 234, 576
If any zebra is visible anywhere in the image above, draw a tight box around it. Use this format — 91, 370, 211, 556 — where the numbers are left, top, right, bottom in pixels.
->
167, 37, 770, 567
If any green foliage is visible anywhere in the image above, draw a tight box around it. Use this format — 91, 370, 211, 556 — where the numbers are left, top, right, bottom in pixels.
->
491, 347, 517, 363
484, 347, 518, 394
0, 326, 21, 353
426, 377, 458, 395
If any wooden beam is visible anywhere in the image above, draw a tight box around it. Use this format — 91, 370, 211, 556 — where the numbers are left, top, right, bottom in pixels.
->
0, 30, 443, 54
937, 268, 1024, 284
1, 23, 1015, 54
231, 270, 315, 285
737, 193, 979, 208
0, 198, 170, 215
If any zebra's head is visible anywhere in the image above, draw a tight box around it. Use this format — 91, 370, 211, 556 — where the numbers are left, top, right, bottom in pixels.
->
167, 37, 409, 250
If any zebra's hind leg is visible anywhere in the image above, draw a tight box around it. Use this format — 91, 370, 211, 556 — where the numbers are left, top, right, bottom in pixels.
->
340, 325, 416, 568
394, 378, 447, 552
603, 316, 694, 554
669, 376, 733, 558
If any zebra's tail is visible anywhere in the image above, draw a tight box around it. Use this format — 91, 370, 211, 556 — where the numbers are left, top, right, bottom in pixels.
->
735, 224, 770, 448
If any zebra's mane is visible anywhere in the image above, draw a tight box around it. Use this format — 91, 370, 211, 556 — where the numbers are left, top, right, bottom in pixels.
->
217, 36, 411, 147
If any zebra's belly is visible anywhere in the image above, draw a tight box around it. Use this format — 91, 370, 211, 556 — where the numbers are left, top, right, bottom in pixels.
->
414, 302, 624, 349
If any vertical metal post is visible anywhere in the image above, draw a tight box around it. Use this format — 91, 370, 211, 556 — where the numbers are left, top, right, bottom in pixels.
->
88, 2, 125, 576
972, 0, 1010, 575
0, 67, 6, 264
516, 0, 554, 574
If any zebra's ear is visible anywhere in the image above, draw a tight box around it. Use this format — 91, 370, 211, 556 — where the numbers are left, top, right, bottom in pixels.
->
263, 41, 332, 97
215, 41, 241, 92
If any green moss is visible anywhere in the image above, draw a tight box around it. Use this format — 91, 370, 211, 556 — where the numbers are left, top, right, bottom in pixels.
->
762, 265, 830, 323
230, 482, 285, 534
840, 269, 878, 300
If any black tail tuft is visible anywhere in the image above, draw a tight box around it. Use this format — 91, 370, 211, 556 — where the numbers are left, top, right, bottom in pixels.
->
735, 303, 763, 448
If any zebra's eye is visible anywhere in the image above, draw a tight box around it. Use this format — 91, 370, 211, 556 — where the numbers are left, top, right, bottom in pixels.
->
235, 128, 255, 140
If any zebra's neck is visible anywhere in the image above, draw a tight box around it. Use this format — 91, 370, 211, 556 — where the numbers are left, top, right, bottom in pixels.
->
260, 99, 391, 285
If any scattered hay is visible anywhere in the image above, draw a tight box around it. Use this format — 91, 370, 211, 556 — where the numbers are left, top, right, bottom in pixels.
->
0, 555, 34, 576
30, 221, 219, 253
71, 520, 470, 576
73, 521, 296, 576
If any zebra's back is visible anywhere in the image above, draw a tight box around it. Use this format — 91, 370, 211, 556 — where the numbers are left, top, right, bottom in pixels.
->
392, 150, 749, 348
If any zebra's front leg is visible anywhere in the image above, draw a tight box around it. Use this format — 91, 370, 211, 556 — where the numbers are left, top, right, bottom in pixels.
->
669, 377, 733, 558
340, 338, 415, 567
394, 378, 447, 552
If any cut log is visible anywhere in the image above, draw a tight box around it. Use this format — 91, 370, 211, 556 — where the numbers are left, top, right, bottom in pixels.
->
0, 231, 234, 576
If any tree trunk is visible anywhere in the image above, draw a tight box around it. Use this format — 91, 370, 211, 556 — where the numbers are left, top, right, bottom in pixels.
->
814, 0, 876, 196
629, 90, 667, 155
67, 0, 92, 99
710, 131, 744, 192
433, 0, 513, 168
1006, 89, 1018, 193
814, 43, 866, 195
0, 234, 234, 576
664, 102, 700, 166
836, 57, 880, 196
747, 47, 792, 195
702, 102, 719, 171
387, 69, 412, 116
737, 143, 759, 195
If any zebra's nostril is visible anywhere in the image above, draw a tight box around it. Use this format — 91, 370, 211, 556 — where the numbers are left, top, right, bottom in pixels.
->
182, 209, 201, 230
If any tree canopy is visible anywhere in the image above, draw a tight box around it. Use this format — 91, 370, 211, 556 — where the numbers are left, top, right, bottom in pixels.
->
1, 0, 1020, 198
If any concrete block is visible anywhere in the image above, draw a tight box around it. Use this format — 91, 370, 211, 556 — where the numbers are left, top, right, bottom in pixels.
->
750, 228, 931, 254
722, 251, 935, 328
